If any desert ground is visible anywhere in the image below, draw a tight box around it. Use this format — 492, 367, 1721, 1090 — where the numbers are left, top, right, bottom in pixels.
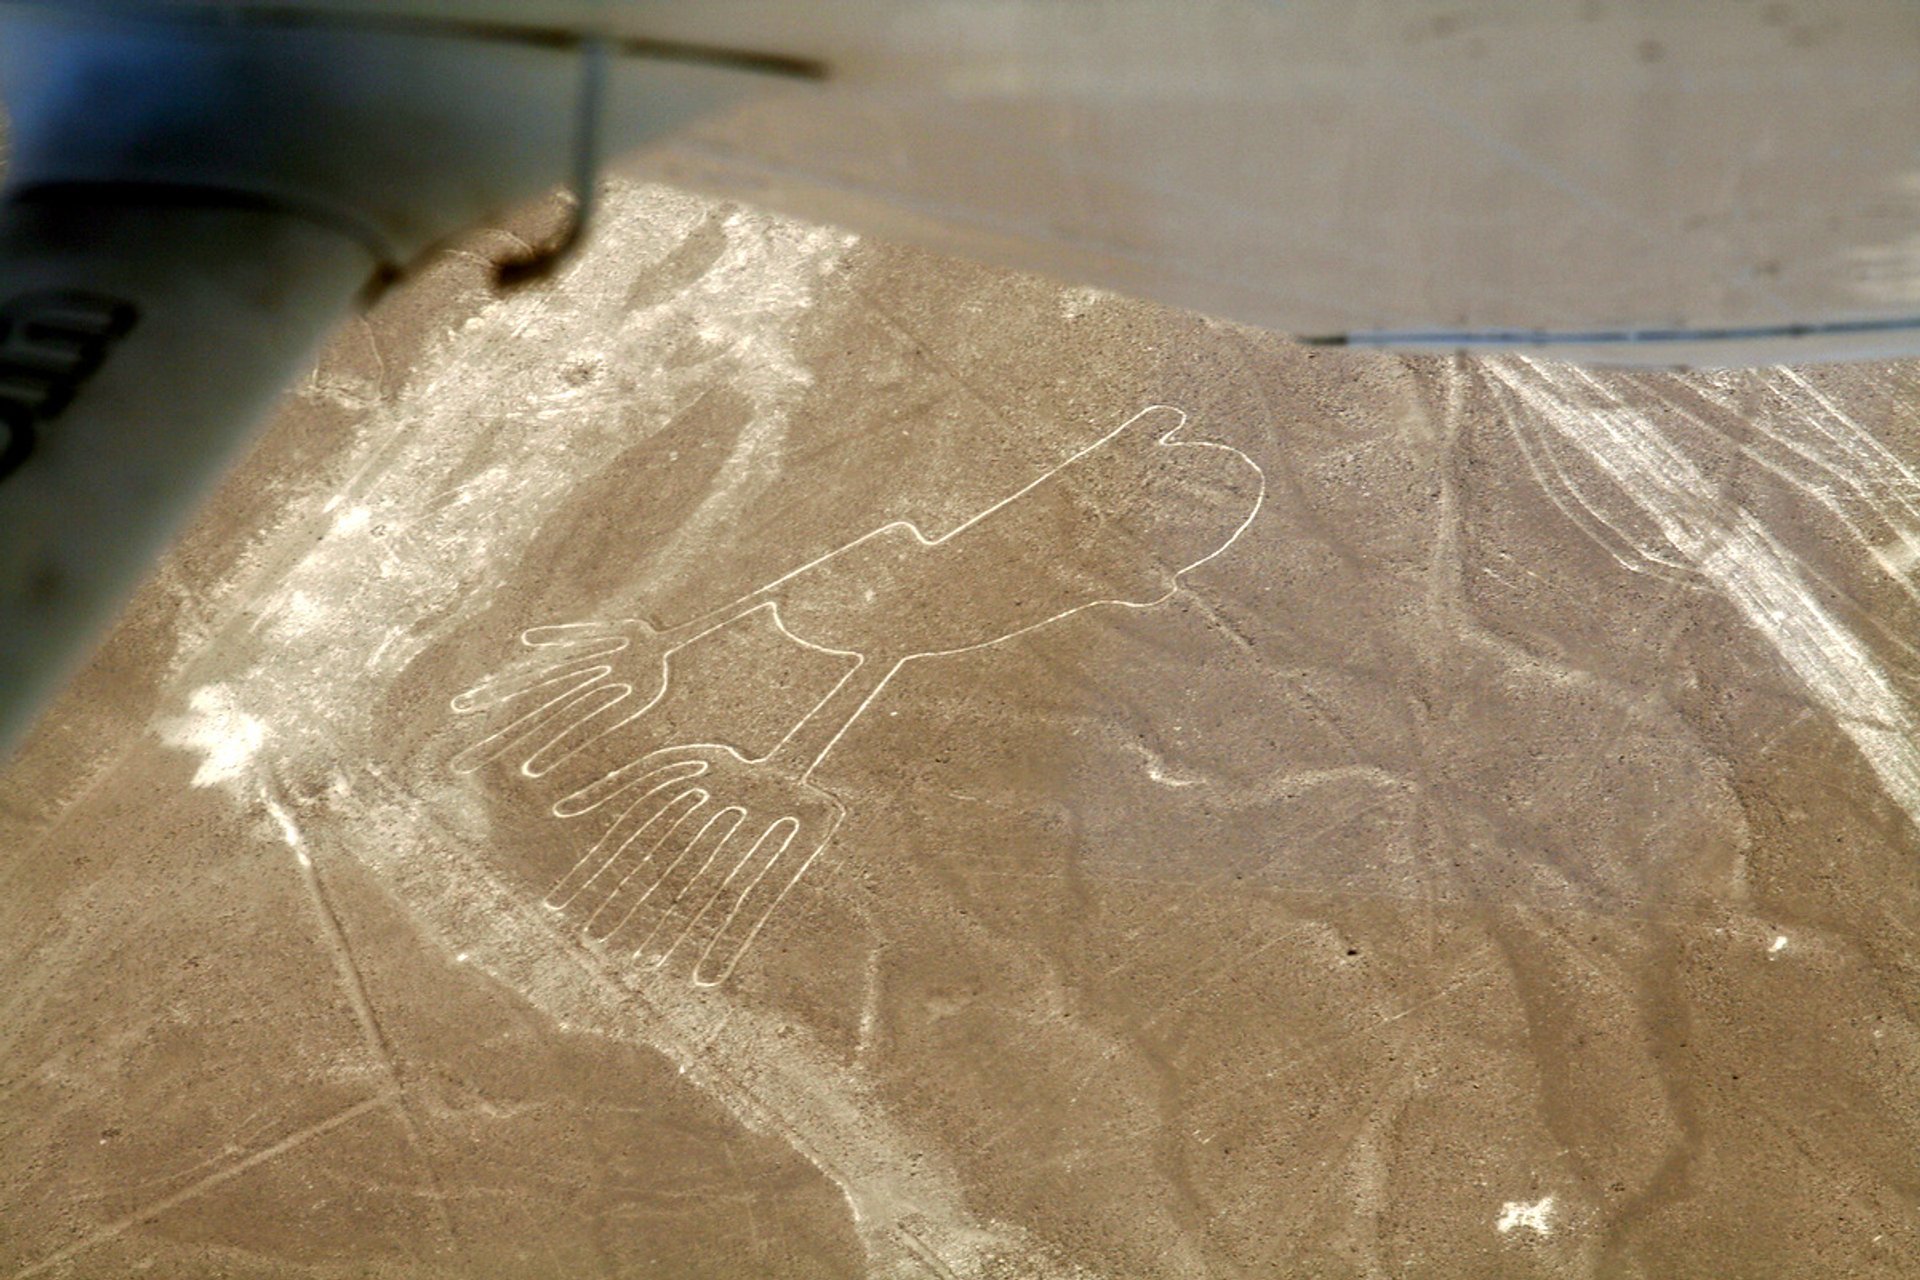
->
3, 180, 1919, 1277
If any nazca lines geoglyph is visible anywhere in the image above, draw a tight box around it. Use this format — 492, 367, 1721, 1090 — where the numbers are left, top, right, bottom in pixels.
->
450, 406, 1265, 984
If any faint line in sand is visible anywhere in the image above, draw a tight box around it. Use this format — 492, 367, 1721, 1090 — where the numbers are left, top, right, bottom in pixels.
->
260, 774, 459, 1257
1488, 356, 1920, 827
10, 1095, 392, 1279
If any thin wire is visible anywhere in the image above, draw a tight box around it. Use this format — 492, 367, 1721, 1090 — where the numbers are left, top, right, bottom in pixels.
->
495, 36, 607, 287
1305, 312, 1920, 351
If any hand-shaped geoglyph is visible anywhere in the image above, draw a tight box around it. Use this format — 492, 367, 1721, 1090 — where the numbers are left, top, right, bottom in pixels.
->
453, 405, 1264, 984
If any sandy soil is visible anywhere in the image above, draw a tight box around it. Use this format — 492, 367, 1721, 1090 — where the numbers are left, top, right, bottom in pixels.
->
3, 181, 1919, 1278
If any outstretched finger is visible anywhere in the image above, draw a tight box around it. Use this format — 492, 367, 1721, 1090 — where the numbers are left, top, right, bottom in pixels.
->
616, 806, 747, 964
450, 673, 627, 775
449, 632, 627, 714
559, 785, 707, 922
692, 818, 820, 987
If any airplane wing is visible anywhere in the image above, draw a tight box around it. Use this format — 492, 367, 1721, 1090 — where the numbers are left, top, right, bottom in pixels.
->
634, 1, 1920, 363
102, 0, 1920, 363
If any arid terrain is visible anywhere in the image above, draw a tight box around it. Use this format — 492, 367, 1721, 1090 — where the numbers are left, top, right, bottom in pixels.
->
4, 181, 1919, 1277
